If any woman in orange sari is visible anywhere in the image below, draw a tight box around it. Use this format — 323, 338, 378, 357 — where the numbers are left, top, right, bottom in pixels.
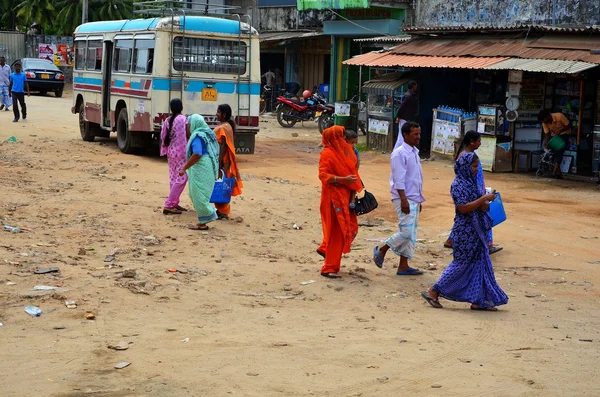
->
213, 104, 243, 219
318, 126, 363, 278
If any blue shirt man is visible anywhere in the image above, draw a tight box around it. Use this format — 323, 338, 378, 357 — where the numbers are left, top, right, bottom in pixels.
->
8, 62, 29, 122
9, 71, 27, 93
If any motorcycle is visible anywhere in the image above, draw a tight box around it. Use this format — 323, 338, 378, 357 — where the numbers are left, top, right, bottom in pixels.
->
276, 92, 334, 132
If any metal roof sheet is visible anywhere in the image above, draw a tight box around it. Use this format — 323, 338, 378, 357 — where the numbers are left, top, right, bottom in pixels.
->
343, 52, 508, 68
354, 35, 411, 43
403, 24, 600, 34
259, 31, 323, 42
484, 58, 598, 73
390, 37, 600, 63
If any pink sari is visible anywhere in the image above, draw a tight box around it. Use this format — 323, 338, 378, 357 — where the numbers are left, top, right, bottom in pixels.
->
160, 114, 188, 208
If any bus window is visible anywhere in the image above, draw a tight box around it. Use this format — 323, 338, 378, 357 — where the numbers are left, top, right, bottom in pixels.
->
75, 41, 86, 70
86, 40, 103, 71
133, 39, 155, 74
173, 37, 247, 75
113, 39, 134, 73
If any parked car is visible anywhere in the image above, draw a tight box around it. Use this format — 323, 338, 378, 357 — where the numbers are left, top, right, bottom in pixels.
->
11, 58, 65, 97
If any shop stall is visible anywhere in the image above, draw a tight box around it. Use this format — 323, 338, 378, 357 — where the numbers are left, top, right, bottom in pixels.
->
430, 108, 477, 159
477, 104, 513, 172
362, 72, 412, 152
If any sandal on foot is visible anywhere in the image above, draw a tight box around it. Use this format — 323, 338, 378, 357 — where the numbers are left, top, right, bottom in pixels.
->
421, 291, 443, 308
320, 272, 341, 279
217, 212, 229, 220
471, 305, 498, 311
188, 225, 209, 231
163, 208, 182, 215
489, 246, 503, 255
373, 246, 384, 269
316, 249, 326, 259
396, 268, 423, 276
175, 205, 188, 212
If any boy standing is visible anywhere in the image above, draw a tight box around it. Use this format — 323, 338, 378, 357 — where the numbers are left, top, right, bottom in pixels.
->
0, 56, 11, 112
9, 62, 29, 122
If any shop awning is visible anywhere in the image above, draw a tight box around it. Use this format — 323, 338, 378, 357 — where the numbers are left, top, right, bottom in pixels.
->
353, 35, 411, 43
259, 31, 323, 43
361, 72, 416, 94
343, 52, 509, 69
483, 58, 598, 74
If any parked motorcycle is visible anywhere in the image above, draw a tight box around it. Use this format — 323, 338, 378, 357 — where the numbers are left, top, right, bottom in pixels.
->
276, 91, 335, 132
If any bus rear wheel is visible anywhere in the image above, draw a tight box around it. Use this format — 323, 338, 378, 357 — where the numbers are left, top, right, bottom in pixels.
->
117, 108, 135, 154
79, 102, 95, 142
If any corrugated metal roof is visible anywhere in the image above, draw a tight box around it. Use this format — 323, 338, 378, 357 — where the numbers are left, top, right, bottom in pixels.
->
259, 31, 323, 42
354, 35, 411, 43
484, 58, 598, 73
389, 37, 600, 64
403, 24, 600, 34
362, 71, 413, 94
343, 52, 508, 68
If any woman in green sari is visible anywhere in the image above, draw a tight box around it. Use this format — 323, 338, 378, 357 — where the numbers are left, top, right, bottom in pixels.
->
178, 114, 220, 230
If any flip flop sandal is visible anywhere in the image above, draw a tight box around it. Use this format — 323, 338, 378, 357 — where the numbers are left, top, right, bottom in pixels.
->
188, 225, 209, 231
316, 249, 326, 259
163, 208, 182, 215
373, 246, 384, 269
489, 246, 503, 255
421, 291, 443, 308
396, 268, 424, 276
175, 206, 188, 212
443, 243, 453, 249
320, 272, 341, 279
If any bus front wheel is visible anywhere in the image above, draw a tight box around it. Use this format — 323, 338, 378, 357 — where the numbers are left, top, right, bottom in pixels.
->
117, 108, 135, 154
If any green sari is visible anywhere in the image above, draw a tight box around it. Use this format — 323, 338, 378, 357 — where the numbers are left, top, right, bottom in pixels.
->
186, 114, 220, 224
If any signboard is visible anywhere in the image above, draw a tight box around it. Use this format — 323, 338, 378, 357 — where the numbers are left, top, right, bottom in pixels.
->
431, 118, 461, 155
39, 43, 74, 67
297, 0, 369, 10
478, 136, 497, 172
39, 44, 55, 63
368, 118, 389, 135
335, 103, 351, 116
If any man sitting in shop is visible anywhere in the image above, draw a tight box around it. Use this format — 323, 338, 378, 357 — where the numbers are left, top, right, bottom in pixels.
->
538, 109, 571, 179
394, 81, 419, 150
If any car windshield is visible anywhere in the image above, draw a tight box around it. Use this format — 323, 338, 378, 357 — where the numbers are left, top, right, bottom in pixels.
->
24, 59, 60, 71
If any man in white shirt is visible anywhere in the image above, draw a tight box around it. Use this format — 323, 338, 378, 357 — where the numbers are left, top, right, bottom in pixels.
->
373, 121, 425, 275
0, 56, 12, 111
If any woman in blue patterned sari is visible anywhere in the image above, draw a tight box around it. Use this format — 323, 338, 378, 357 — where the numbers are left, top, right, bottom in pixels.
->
422, 152, 508, 311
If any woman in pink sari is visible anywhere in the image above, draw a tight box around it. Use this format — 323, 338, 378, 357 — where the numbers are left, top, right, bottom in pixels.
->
160, 98, 188, 215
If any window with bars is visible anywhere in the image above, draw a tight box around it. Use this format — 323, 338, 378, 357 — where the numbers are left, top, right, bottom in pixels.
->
113, 39, 134, 73
75, 41, 85, 70
173, 37, 247, 75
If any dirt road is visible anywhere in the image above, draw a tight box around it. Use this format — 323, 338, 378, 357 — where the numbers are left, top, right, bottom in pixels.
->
1, 92, 599, 397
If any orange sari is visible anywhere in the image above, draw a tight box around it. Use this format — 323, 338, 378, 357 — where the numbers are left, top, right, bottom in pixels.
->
214, 122, 243, 215
318, 126, 362, 274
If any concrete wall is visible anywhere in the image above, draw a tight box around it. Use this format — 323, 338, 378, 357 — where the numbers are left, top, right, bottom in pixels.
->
416, 0, 600, 27
26, 35, 74, 83
258, 6, 332, 31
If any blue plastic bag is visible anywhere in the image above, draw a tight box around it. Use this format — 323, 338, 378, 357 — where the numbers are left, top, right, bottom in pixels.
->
490, 192, 507, 227
210, 169, 235, 204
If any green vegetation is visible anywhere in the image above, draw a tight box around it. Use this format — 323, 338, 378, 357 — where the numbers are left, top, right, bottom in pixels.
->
0, 0, 134, 34
355, 142, 369, 152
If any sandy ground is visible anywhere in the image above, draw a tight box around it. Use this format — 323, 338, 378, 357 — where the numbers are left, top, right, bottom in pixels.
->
1, 90, 600, 397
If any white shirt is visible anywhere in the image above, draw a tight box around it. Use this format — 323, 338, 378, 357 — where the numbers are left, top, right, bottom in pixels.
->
0, 64, 10, 86
389, 142, 425, 203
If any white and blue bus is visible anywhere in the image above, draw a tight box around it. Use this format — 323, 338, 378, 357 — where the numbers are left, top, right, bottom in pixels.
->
72, 7, 260, 154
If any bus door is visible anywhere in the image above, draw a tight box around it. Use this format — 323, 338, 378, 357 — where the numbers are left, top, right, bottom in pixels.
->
101, 40, 113, 128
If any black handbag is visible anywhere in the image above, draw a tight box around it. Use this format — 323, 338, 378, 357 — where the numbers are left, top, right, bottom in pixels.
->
354, 190, 378, 216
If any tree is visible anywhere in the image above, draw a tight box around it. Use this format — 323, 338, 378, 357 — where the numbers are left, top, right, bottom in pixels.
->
92, 0, 134, 23
0, 0, 22, 31
14, 0, 55, 30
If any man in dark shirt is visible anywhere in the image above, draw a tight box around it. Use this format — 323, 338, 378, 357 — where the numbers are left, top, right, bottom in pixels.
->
394, 81, 418, 150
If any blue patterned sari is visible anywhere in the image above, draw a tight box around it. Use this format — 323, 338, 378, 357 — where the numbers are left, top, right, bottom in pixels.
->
433, 153, 508, 308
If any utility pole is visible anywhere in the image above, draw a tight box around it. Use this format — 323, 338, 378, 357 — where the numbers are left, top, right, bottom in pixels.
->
82, 0, 89, 24
251, 0, 258, 26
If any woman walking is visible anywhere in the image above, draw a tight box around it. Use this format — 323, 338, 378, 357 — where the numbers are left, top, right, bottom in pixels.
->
318, 126, 362, 278
422, 152, 508, 311
443, 131, 502, 254
178, 114, 220, 230
160, 98, 188, 215
214, 104, 243, 219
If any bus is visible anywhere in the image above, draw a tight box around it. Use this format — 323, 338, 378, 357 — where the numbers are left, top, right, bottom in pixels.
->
71, 4, 260, 154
